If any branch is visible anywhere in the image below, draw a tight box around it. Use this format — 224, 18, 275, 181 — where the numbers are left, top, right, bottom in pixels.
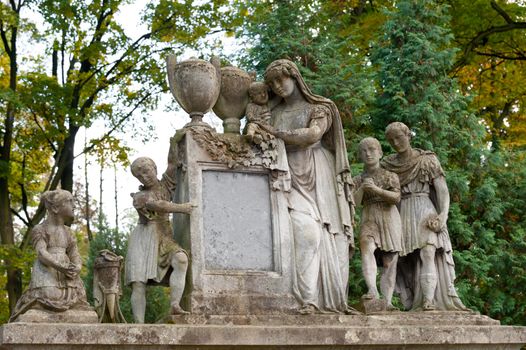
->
0, 21, 12, 56
17, 182, 31, 224
453, 22, 526, 69
491, 0, 513, 24
76, 12, 178, 91
452, 2, 526, 70
75, 90, 155, 158
30, 111, 58, 152
11, 208, 29, 227
473, 50, 526, 60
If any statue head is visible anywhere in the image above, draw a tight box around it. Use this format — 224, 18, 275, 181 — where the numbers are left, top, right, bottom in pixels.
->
248, 81, 269, 105
41, 189, 74, 220
130, 157, 158, 188
385, 122, 412, 154
358, 137, 383, 166
264, 59, 301, 99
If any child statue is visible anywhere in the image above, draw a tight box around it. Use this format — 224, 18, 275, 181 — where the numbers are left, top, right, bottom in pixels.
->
353, 137, 402, 311
10, 189, 95, 322
245, 81, 272, 144
244, 81, 289, 183
125, 139, 194, 323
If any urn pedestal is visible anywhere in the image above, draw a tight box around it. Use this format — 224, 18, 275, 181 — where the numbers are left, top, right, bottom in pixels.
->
171, 130, 298, 314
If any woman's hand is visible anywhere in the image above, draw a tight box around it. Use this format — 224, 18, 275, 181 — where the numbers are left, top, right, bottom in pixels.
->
255, 122, 278, 136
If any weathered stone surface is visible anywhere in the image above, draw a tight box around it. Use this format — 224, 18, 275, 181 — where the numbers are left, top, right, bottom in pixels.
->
356, 297, 389, 314
166, 56, 221, 127
202, 170, 273, 271
9, 189, 95, 323
12, 309, 98, 324
1, 314, 525, 349
172, 132, 298, 315
163, 312, 499, 326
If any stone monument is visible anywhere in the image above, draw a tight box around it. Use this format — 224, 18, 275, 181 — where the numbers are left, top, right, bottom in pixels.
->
8, 189, 97, 324
168, 57, 357, 316
2, 58, 525, 350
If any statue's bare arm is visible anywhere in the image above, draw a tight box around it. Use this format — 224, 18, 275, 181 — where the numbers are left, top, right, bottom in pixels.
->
361, 179, 400, 205
145, 200, 194, 214
257, 117, 327, 146
432, 175, 450, 224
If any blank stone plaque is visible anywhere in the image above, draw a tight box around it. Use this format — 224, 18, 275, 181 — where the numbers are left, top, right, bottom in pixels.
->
202, 170, 273, 271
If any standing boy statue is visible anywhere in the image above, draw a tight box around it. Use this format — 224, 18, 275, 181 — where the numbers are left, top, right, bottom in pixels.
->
125, 140, 194, 323
353, 137, 402, 311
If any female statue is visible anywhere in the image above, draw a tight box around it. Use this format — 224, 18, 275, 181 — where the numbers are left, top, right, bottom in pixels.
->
10, 190, 91, 322
257, 59, 355, 314
382, 122, 467, 311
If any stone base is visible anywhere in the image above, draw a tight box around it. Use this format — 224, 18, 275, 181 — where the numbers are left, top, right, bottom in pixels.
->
11, 309, 98, 324
356, 297, 389, 314
2, 312, 526, 349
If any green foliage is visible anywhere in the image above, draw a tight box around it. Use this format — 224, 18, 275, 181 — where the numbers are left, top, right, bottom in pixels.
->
0, 245, 34, 324
371, 0, 483, 164
370, 0, 526, 325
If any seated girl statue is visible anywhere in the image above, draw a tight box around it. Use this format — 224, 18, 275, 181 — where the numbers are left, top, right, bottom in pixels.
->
10, 189, 93, 322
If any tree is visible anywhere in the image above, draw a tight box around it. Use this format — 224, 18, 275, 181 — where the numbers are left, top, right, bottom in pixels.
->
370, 0, 526, 325
449, 0, 526, 150
0, 0, 241, 315
0, 0, 29, 313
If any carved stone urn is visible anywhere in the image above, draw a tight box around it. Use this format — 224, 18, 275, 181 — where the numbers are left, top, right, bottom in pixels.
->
213, 66, 254, 134
166, 56, 221, 128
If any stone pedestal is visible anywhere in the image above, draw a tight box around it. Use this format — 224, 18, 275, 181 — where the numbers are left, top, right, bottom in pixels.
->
11, 309, 98, 324
172, 130, 298, 314
2, 313, 526, 349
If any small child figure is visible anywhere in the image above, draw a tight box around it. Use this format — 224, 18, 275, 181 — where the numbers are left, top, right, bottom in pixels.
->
245, 81, 272, 144
353, 137, 403, 310
244, 81, 289, 189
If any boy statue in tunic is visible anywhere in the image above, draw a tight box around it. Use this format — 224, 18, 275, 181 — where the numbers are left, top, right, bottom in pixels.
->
125, 140, 194, 323
382, 122, 467, 311
353, 137, 402, 311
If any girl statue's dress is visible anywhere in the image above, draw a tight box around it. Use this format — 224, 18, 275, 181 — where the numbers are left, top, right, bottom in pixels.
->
10, 190, 91, 322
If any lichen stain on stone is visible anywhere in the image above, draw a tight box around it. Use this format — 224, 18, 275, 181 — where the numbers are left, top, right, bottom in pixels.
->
345, 330, 360, 343
178, 327, 212, 345
66, 329, 75, 342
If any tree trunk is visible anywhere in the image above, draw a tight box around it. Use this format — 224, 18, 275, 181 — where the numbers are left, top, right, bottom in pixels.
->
114, 164, 119, 229
84, 132, 92, 241
59, 126, 79, 192
0, 13, 22, 313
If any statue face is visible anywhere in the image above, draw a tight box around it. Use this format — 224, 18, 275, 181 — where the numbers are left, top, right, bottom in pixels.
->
360, 143, 381, 166
132, 163, 158, 188
58, 196, 74, 220
268, 74, 295, 98
250, 88, 268, 105
387, 129, 410, 154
